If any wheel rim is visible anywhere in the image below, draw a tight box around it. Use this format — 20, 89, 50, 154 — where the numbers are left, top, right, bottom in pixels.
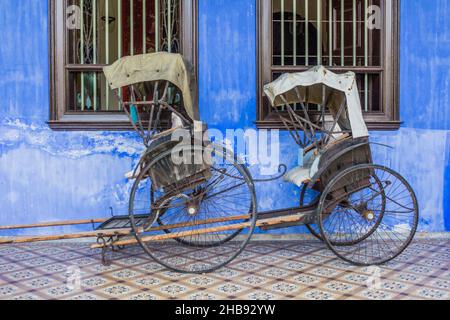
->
300, 184, 324, 241
306, 175, 387, 246
318, 164, 419, 266
129, 144, 257, 274
154, 175, 249, 248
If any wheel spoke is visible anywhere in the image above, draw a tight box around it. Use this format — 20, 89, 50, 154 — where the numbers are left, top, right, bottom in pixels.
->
129, 145, 257, 273
318, 165, 418, 266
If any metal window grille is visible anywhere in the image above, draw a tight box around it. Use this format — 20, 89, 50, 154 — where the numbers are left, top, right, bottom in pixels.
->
67, 0, 180, 112
272, 0, 382, 113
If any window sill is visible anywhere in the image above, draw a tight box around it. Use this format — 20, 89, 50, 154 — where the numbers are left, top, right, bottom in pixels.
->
255, 115, 402, 131
48, 114, 134, 131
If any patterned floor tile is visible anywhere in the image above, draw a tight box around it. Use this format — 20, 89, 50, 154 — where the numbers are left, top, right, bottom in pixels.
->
187, 276, 217, 287
324, 281, 355, 293
189, 293, 218, 300
357, 289, 395, 300
159, 284, 189, 298
67, 293, 104, 300
270, 282, 300, 295
291, 273, 322, 286
238, 274, 270, 287
247, 291, 281, 300
0, 239, 448, 300
0, 263, 24, 273
110, 269, 141, 280
0, 284, 21, 297
429, 279, 450, 290
101, 284, 134, 298
45, 285, 79, 299
127, 292, 158, 300
23, 276, 57, 289
3, 269, 39, 281
262, 267, 292, 279
214, 283, 248, 297
413, 288, 449, 300
301, 289, 338, 300
10, 293, 41, 300
81, 276, 109, 289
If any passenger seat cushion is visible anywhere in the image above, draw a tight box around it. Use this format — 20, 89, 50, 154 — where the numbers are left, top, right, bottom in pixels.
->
284, 166, 311, 187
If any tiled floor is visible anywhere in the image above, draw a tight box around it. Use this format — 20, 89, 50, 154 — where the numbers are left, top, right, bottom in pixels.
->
0, 239, 448, 300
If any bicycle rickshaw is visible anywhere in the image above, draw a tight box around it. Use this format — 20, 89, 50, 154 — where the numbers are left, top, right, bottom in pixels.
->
0, 53, 419, 274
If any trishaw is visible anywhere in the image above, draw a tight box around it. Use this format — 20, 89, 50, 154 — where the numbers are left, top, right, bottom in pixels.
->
0, 53, 419, 274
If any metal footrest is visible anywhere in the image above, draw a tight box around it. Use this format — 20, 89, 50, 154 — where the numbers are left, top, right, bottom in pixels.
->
96, 214, 150, 231
257, 206, 317, 231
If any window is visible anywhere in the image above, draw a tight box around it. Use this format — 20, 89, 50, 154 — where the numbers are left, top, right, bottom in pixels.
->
49, 0, 197, 130
257, 0, 400, 130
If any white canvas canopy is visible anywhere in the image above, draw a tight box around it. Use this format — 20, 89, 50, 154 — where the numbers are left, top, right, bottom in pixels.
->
263, 66, 369, 138
104, 52, 198, 121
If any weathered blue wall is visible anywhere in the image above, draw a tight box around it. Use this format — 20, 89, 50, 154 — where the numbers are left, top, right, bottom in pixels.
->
0, 0, 449, 235
0, 0, 144, 236
198, 0, 450, 233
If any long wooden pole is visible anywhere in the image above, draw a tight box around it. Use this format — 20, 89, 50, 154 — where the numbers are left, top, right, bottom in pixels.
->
1, 211, 309, 247
148, 215, 251, 233
92, 214, 307, 249
0, 215, 252, 245
0, 218, 107, 231
0, 228, 132, 245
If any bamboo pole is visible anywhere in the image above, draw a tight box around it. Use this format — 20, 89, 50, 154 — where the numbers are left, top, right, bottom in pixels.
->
0, 215, 252, 245
0, 228, 132, 245
0, 218, 107, 231
92, 213, 307, 249
147, 214, 251, 233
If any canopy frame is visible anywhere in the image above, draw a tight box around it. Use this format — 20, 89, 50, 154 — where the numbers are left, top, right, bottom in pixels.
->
104, 52, 198, 147
111, 80, 191, 147
264, 66, 369, 153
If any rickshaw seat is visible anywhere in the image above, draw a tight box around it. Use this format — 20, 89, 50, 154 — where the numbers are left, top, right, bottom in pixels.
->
283, 134, 352, 187
283, 166, 313, 187
284, 149, 321, 187
125, 123, 183, 180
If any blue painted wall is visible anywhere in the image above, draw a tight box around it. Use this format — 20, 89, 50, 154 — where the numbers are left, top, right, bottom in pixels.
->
0, 0, 449, 234
0, 0, 144, 236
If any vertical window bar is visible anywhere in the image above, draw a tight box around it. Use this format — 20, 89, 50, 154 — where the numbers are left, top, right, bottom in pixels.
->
305, 0, 309, 66
352, 0, 356, 66
143, 0, 146, 54
329, 0, 332, 66
364, 0, 368, 67
118, 0, 122, 110
293, 0, 297, 66
281, 0, 285, 66
364, 0, 369, 111
92, 0, 96, 62
118, 0, 122, 58
105, 0, 109, 110
81, 0, 85, 111
93, 0, 97, 111
317, 0, 322, 65
155, 0, 160, 51
130, 0, 134, 55
168, 0, 172, 53
341, 0, 344, 66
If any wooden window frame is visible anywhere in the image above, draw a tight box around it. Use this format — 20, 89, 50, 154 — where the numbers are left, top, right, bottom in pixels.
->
256, 0, 401, 130
48, 0, 198, 131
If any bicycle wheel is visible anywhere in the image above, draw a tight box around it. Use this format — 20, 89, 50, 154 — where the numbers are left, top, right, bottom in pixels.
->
317, 164, 419, 266
129, 144, 257, 273
300, 184, 323, 241
304, 174, 386, 245
153, 183, 249, 248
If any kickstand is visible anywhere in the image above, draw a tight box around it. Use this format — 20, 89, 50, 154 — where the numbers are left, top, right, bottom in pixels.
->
97, 236, 112, 267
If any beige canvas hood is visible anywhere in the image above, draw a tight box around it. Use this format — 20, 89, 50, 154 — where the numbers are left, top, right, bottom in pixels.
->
103, 52, 198, 121
263, 66, 369, 138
